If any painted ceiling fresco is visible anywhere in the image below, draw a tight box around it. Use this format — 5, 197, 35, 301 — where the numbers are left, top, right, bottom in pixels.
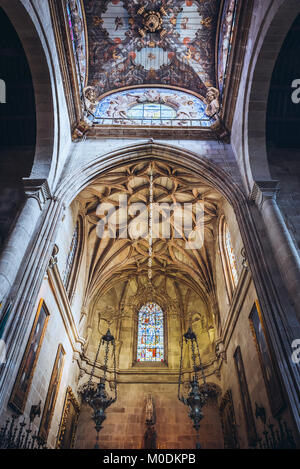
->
78, 0, 236, 100
65, 0, 239, 133
66, 0, 88, 87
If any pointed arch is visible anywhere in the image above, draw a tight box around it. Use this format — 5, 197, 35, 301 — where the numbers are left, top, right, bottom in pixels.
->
219, 215, 238, 301
63, 215, 84, 301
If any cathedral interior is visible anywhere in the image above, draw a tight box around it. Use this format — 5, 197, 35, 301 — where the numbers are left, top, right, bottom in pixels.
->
0, 0, 300, 450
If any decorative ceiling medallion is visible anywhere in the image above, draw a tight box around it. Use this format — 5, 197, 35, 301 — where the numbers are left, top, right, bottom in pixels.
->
136, 7, 168, 38
143, 11, 163, 33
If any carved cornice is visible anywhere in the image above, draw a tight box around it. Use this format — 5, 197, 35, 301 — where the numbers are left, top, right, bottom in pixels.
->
87, 124, 224, 141
23, 178, 53, 210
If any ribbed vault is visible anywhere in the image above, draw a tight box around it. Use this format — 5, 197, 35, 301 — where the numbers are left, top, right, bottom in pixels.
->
74, 159, 230, 366
77, 161, 223, 301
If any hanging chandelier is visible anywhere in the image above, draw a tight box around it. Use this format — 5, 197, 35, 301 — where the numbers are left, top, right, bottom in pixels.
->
178, 328, 208, 449
148, 163, 154, 283
80, 329, 117, 449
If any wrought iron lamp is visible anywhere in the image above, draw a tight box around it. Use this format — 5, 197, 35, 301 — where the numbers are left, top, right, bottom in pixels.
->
80, 329, 117, 449
178, 328, 208, 449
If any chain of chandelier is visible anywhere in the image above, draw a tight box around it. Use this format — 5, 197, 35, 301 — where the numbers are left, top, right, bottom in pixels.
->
148, 164, 153, 282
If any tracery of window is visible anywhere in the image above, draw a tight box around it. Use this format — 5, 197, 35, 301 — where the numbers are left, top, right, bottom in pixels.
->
137, 302, 164, 362
63, 222, 79, 289
219, 217, 238, 299
92, 88, 214, 127
224, 225, 238, 288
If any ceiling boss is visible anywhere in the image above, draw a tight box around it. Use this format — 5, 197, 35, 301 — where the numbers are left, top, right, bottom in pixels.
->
135, 6, 168, 38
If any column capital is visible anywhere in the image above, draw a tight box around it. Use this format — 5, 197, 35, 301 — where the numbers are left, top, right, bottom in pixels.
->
23, 178, 53, 210
250, 180, 280, 210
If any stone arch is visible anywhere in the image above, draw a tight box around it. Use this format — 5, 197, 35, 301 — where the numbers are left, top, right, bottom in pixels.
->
52, 142, 300, 432
55, 142, 245, 208
0, 0, 57, 185
0, 142, 299, 435
245, 0, 300, 192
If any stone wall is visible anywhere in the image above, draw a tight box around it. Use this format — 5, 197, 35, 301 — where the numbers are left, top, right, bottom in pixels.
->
75, 383, 223, 450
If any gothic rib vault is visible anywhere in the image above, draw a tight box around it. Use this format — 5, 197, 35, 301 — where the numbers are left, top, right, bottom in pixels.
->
76, 160, 228, 365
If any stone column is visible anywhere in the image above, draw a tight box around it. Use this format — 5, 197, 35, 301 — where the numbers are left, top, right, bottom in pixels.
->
251, 181, 300, 321
0, 179, 51, 303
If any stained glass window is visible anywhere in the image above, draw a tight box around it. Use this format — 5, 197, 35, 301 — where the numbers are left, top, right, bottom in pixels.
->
127, 103, 177, 121
224, 224, 238, 288
63, 223, 79, 288
93, 88, 213, 127
137, 302, 164, 362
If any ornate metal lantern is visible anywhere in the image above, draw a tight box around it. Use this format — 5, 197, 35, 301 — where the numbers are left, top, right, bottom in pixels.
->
80, 329, 117, 449
178, 328, 208, 449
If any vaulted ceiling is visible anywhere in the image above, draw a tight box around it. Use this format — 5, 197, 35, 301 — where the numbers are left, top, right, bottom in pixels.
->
69, 0, 238, 101
76, 161, 225, 363
77, 161, 224, 313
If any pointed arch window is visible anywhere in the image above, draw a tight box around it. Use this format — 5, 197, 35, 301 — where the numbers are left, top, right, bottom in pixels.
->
63, 222, 78, 288
137, 302, 164, 362
219, 216, 239, 299
63, 219, 83, 299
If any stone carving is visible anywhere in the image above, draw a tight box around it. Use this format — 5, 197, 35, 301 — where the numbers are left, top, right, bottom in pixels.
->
83, 86, 98, 114
241, 247, 249, 270
23, 178, 52, 210
216, 340, 227, 363
145, 393, 155, 425
144, 393, 157, 449
72, 120, 92, 141
48, 244, 59, 270
249, 181, 280, 210
204, 87, 220, 119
